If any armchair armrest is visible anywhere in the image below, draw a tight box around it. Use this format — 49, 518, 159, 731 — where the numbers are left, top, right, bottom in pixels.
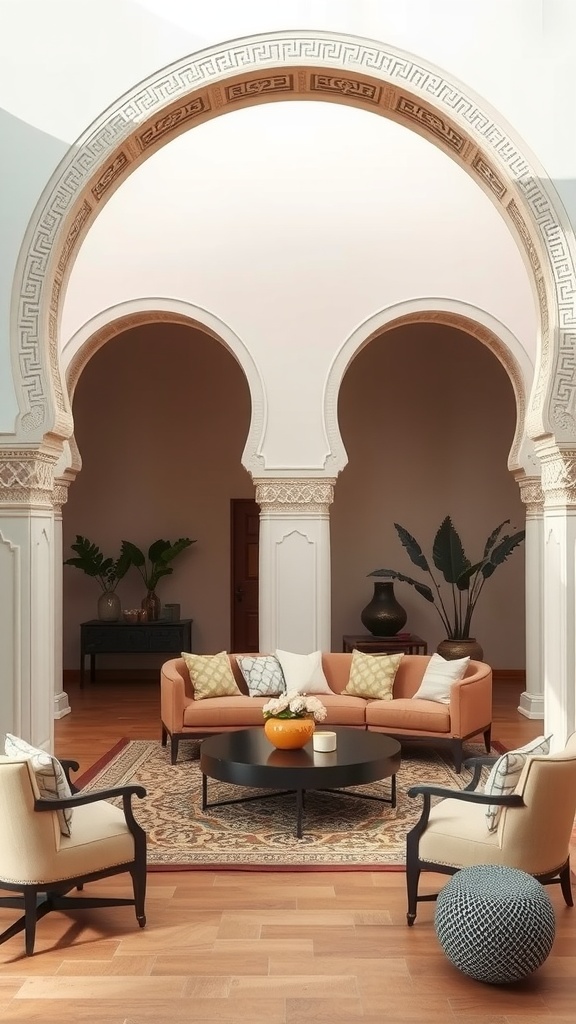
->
461, 754, 499, 791
59, 758, 80, 793
407, 783, 524, 836
35, 785, 147, 835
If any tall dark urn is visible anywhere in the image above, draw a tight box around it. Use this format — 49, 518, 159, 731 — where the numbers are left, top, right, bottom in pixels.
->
361, 581, 407, 637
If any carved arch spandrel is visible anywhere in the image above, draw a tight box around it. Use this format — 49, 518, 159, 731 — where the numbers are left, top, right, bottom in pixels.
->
7, 30, 575, 458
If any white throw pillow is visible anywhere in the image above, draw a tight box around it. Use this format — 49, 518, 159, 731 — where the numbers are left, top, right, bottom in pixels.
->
484, 734, 552, 832
412, 653, 470, 704
275, 649, 333, 695
4, 732, 73, 837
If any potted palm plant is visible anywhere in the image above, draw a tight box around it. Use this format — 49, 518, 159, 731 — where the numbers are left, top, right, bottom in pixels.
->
369, 516, 525, 659
64, 536, 131, 621
121, 538, 195, 620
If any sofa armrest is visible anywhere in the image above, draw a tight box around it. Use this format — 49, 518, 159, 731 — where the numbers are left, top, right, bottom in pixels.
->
448, 662, 493, 739
160, 659, 191, 733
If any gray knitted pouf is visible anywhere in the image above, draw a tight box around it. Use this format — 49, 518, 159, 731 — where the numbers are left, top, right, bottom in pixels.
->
434, 865, 556, 984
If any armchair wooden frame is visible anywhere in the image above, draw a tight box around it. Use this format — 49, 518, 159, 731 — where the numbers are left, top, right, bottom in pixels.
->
0, 759, 147, 956
405, 755, 574, 926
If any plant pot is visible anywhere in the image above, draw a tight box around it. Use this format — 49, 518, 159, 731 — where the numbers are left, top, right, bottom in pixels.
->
264, 717, 315, 750
360, 582, 407, 637
437, 638, 484, 661
142, 590, 161, 622
97, 591, 121, 622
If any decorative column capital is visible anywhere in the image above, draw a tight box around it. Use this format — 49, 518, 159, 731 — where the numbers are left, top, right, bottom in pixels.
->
515, 473, 544, 517
0, 449, 57, 507
536, 446, 576, 509
255, 478, 335, 514
52, 481, 70, 515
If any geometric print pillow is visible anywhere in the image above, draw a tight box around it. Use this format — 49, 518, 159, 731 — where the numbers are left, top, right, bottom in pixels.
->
181, 651, 242, 700
343, 650, 404, 700
4, 732, 73, 837
236, 655, 286, 697
484, 734, 552, 833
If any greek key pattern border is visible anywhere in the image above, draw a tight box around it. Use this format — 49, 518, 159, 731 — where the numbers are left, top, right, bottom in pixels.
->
12, 32, 575, 441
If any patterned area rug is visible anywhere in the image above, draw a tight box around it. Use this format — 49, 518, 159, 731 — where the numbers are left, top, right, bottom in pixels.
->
78, 738, 500, 870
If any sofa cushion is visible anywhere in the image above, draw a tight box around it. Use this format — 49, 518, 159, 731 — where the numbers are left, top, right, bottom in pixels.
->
236, 655, 285, 697
183, 695, 268, 728
365, 697, 451, 733
182, 651, 242, 700
275, 649, 332, 695
484, 735, 551, 832
412, 653, 470, 704
4, 732, 73, 837
343, 651, 403, 700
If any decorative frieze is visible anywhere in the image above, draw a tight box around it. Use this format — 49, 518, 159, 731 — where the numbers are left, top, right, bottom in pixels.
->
516, 474, 544, 517
8, 31, 574, 449
538, 448, 576, 507
0, 450, 56, 506
255, 479, 335, 514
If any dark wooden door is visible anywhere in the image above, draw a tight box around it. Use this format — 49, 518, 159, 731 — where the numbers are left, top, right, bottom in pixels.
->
231, 499, 260, 652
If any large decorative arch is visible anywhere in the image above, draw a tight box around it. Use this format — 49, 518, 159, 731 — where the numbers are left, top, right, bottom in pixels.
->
8, 29, 576, 464
62, 297, 268, 476
324, 298, 537, 476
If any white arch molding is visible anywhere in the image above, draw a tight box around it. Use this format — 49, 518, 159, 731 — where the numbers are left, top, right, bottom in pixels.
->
324, 298, 537, 477
62, 298, 268, 478
6, 29, 576, 462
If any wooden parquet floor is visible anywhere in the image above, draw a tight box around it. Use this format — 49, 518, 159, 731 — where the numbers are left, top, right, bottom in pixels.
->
0, 676, 574, 1023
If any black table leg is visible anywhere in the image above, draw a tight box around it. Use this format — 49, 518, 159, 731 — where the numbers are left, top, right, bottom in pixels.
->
201, 774, 207, 810
90, 654, 96, 682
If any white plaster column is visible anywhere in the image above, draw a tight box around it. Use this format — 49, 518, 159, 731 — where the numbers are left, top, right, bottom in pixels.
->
538, 446, 576, 749
255, 479, 335, 654
517, 475, 545, 719
0, 450, 57, 751
52, 483, 71, 720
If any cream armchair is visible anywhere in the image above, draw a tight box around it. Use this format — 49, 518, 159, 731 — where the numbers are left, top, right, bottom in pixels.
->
405, 733, 576, 925
0, 755, 147, 956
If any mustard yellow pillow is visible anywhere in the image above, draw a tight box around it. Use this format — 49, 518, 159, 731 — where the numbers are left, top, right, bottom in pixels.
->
343, 650, 404, 699
182, 651, 241, 700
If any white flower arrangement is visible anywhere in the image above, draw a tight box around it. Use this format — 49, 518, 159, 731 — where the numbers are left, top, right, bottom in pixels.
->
262, 690, 328, 722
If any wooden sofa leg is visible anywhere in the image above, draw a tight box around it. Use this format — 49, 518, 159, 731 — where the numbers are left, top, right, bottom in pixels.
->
483, 726, 492, 753
170, 735, 179, 766
161, 724, 167, 746
452, 740, 463, 773
559, 861, 574, 907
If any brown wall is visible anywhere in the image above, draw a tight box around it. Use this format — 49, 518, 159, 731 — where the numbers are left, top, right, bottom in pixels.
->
63, 322, 254, 670
63, 320, 525, 672
331, 322, 525, 668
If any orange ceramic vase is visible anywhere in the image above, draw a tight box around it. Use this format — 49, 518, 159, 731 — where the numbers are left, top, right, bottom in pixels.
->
264, 717, 315, 750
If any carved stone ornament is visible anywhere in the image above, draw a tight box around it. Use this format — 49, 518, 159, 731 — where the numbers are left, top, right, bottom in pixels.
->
9, 30, 574, 452
255, 479, 335, 514
516, 474, 544, 516
538, 448, 576, 507
0, 450, 57, 506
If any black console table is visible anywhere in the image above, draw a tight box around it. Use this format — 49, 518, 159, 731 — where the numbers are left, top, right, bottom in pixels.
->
342, 633, 427, 655
80, 619, 192, 687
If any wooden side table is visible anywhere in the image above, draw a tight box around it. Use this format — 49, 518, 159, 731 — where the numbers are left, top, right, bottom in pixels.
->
80, 618, 193, 687
342, 633, 428, 655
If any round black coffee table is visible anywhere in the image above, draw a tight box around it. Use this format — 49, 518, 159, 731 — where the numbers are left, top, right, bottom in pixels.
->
200, 727, 401, 838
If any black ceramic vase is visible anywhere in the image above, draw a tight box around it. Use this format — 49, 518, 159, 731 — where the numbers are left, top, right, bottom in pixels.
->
360, 581, 407, 637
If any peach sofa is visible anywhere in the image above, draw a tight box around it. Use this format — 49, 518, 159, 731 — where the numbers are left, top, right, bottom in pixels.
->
160, 653, 493, 770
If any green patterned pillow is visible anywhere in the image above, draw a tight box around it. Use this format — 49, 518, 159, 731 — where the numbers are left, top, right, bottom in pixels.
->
5, 732, 73, 836
182, 651, 242, 700
343, 650, 404, 700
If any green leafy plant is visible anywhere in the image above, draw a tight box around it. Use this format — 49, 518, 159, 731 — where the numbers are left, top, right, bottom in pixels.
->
64, 535, 131, 592
121, 538, 195, 592
369, 516, 525, 640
